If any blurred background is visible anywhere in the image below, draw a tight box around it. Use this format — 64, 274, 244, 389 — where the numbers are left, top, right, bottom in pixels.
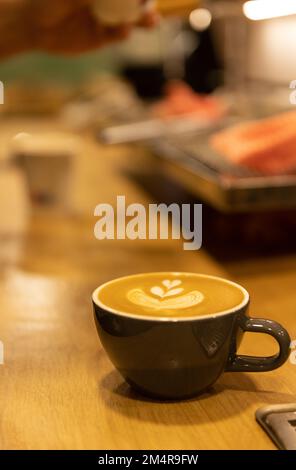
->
0, 0, 296, 282
2, 1, 296, 453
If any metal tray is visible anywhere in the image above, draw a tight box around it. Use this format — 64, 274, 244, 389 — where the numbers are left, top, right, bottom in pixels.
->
256, 404, 296, 450
151, 132, 296, 213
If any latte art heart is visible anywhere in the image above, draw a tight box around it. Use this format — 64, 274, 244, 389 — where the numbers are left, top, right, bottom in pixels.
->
97, 273, 246, 319
128, 277, 204, 311
127, 288, 204, 311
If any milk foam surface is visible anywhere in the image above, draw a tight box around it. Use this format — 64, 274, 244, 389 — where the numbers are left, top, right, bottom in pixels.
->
97, 273, 245, 318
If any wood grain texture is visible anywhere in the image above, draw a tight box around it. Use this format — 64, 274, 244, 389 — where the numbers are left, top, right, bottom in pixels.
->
0, 119, 295, 450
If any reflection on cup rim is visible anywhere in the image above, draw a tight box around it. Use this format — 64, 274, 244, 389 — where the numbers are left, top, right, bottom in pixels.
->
92, 272, 250, 322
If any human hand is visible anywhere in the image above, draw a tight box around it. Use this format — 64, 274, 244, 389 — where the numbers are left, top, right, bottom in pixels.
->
0, 0, 158, 57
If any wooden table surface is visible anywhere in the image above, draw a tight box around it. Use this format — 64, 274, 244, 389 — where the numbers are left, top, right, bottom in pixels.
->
0, 119, 295, 450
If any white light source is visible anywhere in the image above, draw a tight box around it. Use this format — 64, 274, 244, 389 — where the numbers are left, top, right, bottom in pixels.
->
243, 0, 296, 21
189, 8, 212, 31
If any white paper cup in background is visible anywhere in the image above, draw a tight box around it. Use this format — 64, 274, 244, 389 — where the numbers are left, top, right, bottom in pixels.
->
92, 0, 155, 25
11, 132, 79, 208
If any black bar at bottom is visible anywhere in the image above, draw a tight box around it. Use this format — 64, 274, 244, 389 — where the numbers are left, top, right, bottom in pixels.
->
0, 450, 294, 466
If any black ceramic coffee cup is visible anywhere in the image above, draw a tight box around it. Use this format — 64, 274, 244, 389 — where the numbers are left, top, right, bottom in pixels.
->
92, 273, 291, 400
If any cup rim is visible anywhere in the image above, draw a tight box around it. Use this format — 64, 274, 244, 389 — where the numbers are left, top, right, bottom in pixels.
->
92, 272, 250, 322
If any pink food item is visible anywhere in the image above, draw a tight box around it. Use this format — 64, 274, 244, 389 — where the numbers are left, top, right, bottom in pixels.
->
152, 81, 226, 122
211, 111, 296, 175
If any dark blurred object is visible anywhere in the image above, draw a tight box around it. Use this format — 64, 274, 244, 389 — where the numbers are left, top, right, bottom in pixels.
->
202, 205, 296, 260
123, 64, 166, 99
123, 24, 223, 99
185, 28, 223, 94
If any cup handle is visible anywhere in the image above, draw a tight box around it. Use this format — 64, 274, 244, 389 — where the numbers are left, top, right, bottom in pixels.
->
225, 317, 291, 372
